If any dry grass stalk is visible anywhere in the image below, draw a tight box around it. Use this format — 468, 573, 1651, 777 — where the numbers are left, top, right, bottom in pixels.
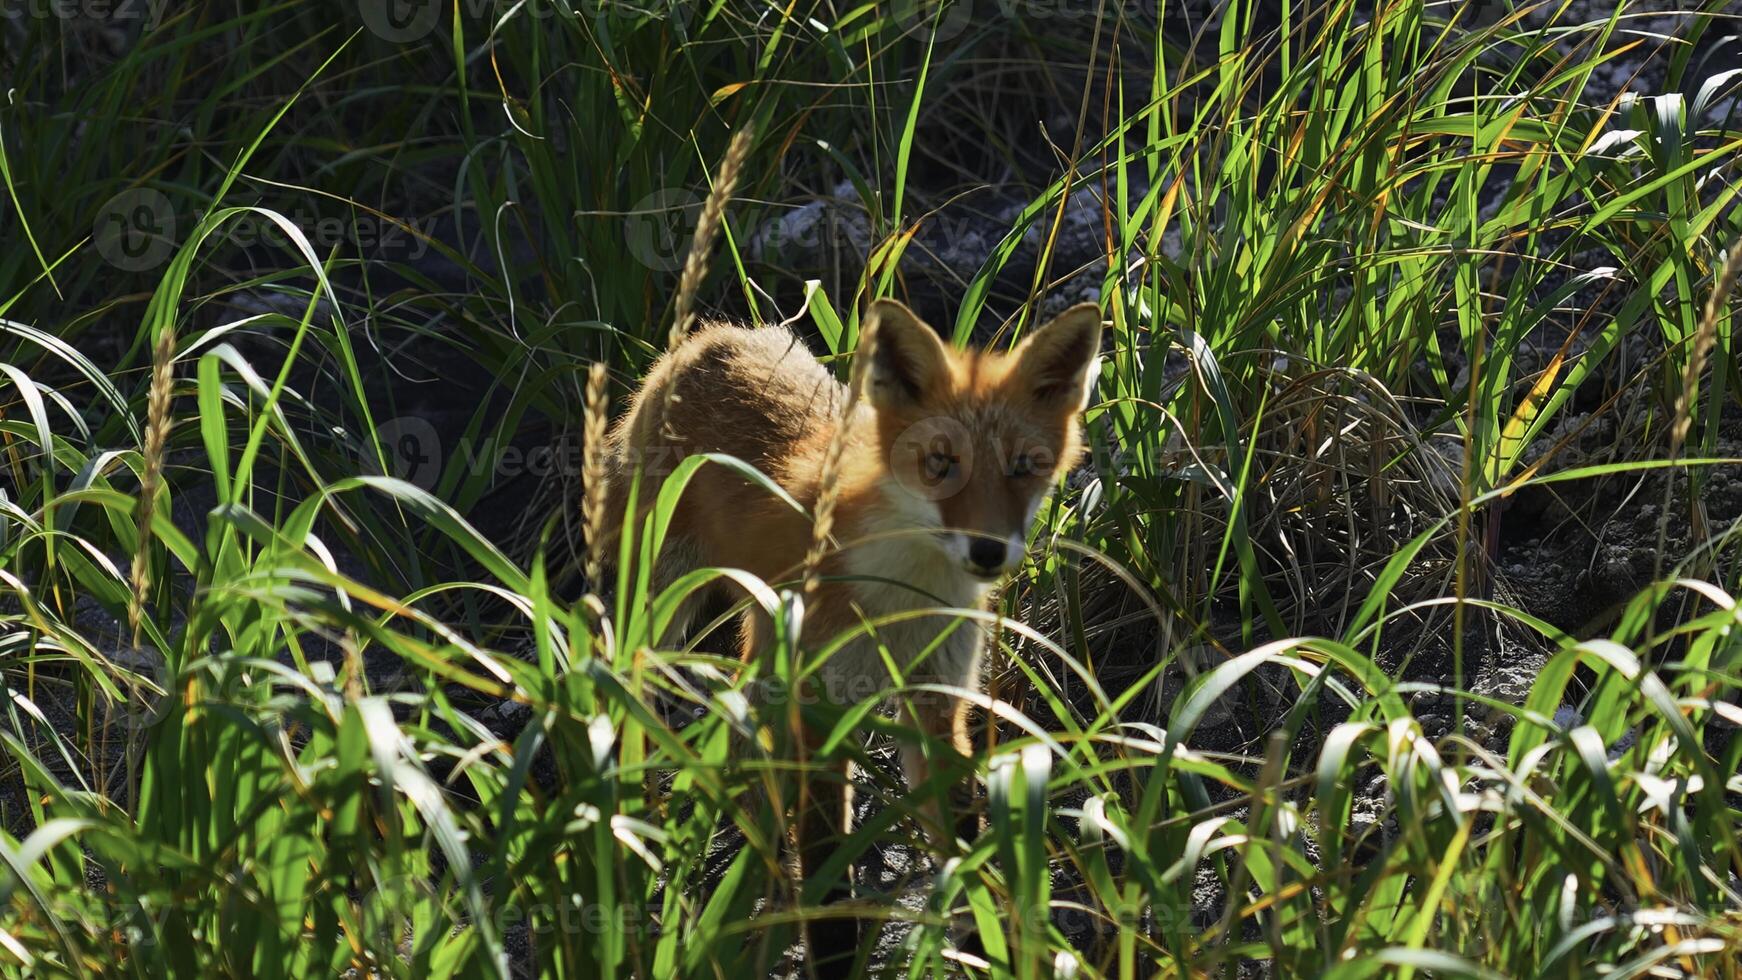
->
582, 361, 611, 587
1670, 237, 1742, 457
668, 126, 754, 351
802, 312, 880, 599
1663, 235, 1742, 559
568, 128, 754, 605
657, 126, 755, 449
128, 324, 176, 645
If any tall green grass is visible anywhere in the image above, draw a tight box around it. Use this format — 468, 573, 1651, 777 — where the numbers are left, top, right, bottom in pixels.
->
2, 0, 1740, 976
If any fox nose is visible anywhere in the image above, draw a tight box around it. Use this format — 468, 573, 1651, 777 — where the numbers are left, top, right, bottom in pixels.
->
966, 538, 1008, 576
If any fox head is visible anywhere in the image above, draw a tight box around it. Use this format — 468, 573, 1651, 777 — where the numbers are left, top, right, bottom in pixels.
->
862, 297, 1102, 581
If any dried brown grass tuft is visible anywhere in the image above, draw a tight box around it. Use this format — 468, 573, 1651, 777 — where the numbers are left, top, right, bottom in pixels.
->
1661, 234, 1742, 562
1670, 237, 1742, 458
657, 125, 755, 450
128, 324, 175, 645
669, 127, 755, 351
803, 310, 879, 599
582, 361, 611, 587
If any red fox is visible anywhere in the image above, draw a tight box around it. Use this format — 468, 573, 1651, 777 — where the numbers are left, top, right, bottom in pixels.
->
599, 297, 1101, 953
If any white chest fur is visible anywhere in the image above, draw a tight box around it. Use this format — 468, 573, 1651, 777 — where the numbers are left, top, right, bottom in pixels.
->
817, 523, 993, 701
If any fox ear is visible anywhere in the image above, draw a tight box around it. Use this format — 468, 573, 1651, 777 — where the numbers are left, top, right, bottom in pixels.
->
865, 298, 949, 409
1014, 303, 1102, 410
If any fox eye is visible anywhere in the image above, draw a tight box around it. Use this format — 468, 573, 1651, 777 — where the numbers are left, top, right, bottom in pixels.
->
1009, 453, 1035, 478
923, 451, 957, 481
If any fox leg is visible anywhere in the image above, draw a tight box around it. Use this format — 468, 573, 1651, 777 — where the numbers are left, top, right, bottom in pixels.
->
898, 692, 979, 854
796, 738, 859, 975
591, 535, 709, 647
898, 692, 986, 955
742, 617, 862, 974
793, 669, 860, 973
646, 536, 709, 644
